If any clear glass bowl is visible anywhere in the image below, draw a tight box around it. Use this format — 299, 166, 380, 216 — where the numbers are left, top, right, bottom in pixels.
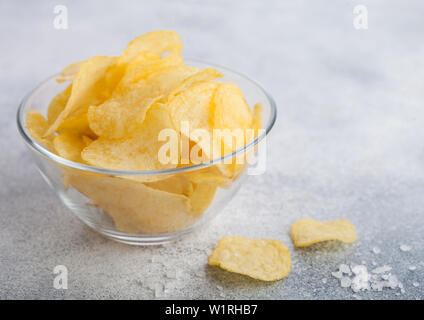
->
17, 59, 277, 245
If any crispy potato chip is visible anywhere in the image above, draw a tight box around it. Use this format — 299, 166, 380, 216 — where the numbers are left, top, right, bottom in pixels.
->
56, 61, 84, 83
83, 103, 177, 171
168, 81, 217, 135
89, 65, 196, 138
117, 51, 184, 93
64, 170, 192, 234
45, 56, 118, 136
57, 112, 96, 138
53, 132, 86, 163
252, 102, 263, 133
209, 236, 291, 281
167, 68, 223, 101
189, 182, 217, 216
213, 82, 253, 133
144, 174, 193, 196
291, 218, 358, 247
47, 84, 72, 125
119, 30, 183, 64
26, 110, 54, 150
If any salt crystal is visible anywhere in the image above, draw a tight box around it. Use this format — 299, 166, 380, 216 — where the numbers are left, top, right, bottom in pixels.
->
339, 264, 351, 275
332, 271, 343, 279
372, 265, 392, 274
412, 282, 419, 287
340, 277, 352, 288
322, 278, 327, 284
408, 266, 416, 271
216, 285, 223, 290
372, 247, 381, 254
400, 245, 412, 252
372, 261, 377, 266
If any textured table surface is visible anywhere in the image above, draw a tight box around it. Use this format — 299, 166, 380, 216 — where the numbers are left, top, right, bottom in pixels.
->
1, 0, 423, 299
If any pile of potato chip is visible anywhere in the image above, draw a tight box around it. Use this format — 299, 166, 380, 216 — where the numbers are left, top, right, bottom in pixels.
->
26, 30, 262, 234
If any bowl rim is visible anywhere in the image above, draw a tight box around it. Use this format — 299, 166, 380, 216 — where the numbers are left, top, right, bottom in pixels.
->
17, 58, 277, 176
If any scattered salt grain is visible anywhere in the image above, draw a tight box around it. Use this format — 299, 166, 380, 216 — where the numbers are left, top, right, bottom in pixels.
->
216, 285, 223, 291
408, 266, 416, 271
372, 247, 381, 254
322, 278, 327, 284
340, 277, 352, 288
339, 264, 351, 275
412, 282, 419, 287
331, 271, 343, 279
400, 245, 411, 252
372, 265, 392, 274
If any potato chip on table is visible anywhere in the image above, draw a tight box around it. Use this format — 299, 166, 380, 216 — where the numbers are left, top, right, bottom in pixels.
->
291, 218, 358, 247
209, 236, 291, 281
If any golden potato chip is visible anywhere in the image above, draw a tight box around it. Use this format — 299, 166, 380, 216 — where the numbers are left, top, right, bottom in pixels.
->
89, 65, 196, 138
209, 236, 291, 281
117, 51, 184, 93
144, 174, 193, 196
252, 102, 263, 132
57, 112, 96, 138
291, 218, 358, 247
168, 81, 217, 136
47, 84, 72, 125
213, 82, 253, 133
56, 61, 84, 83
26, 110, 54, 150
189, 182, 217, 216
53, 132, 86, 163
64, 170, 193, 234
82, 103, 177, 171
167, 68, 223, 101
45, 56, 118, 136
119, 30, 183, 64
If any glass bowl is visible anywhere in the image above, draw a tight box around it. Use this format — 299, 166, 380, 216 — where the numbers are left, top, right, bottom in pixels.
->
17, 59, 277, 245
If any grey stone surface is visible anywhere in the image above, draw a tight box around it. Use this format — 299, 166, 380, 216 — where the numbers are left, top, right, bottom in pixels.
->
1, 0, 423, 299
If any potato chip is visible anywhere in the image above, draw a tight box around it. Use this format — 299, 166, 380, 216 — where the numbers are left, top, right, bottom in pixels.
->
167, 68, 223, 101
189, 182, 217, 216
213, 82, 253, 132
56, 61, 84, 83
209, 236, 291, 281
119, 30, 183, 64
45, 56, 118, 136
168, 81, 217, 135
64, 170, 192, 234
89, 65, 196, 138
82, 103, 177, 171
53, 132, 86, 163
47, 84, 72, 125
57, 111, 96, 138
291, 218, 358, 247
25, 110, 54, 150
144, 174, 193, 196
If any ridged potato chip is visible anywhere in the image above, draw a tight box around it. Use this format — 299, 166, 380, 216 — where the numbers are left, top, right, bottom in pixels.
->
209, 236, 291, 281
291, 218, 358, 247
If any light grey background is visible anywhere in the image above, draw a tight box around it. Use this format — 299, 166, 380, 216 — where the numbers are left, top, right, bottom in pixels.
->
1, 0, 423, 299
